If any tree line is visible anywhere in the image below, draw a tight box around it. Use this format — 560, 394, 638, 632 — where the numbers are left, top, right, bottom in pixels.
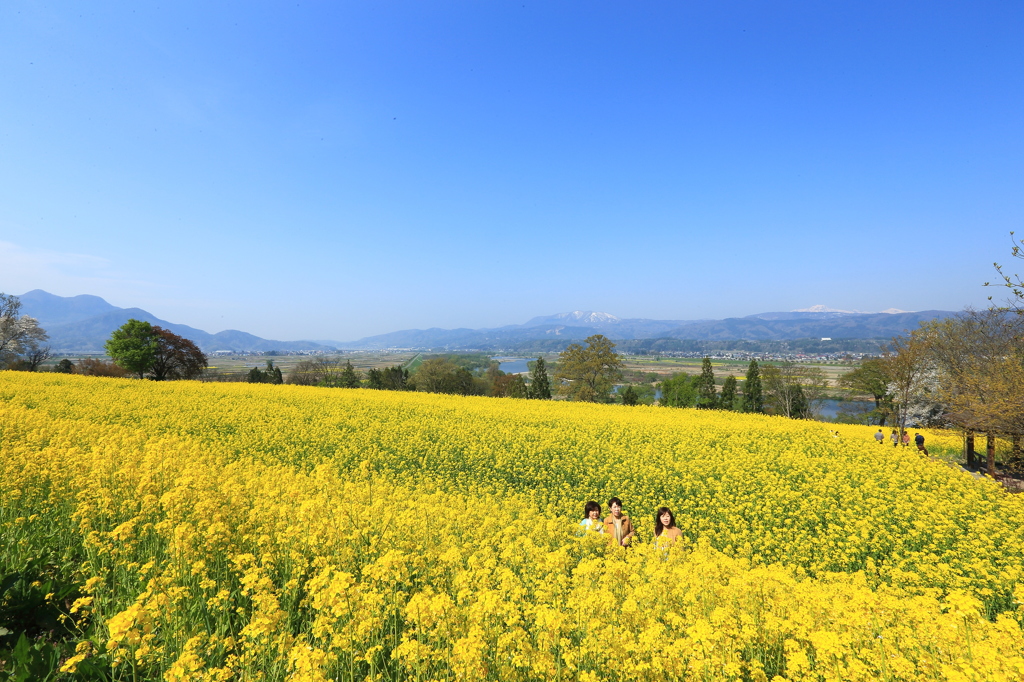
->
282, 354, 554, 399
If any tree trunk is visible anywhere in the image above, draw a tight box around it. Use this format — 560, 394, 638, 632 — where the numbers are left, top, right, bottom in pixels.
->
966, 430, 976, 469
987, 433, 996, 477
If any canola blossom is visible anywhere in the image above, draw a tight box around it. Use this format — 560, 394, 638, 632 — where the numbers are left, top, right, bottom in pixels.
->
1, 372, 1023, 681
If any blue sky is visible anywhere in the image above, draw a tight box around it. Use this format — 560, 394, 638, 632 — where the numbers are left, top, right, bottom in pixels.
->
2, 1, 1021, 341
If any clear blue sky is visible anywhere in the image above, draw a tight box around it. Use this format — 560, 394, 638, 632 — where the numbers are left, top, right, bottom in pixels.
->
2, 1, 1021, 341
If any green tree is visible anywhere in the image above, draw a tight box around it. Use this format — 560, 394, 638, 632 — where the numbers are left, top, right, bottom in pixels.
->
527, 357, 551, 399
720, 375, 738, 410
338, 360, 361, 388
411, 357, 477, 395
620, 385, 639, 406
53, 358, 75, 374
248, 359, 283, 384
660, 373, 698, 408
554, 335, 623, 402
837, 358, 893, 424
696, 357, 718, 409
742, 359, 764, 413
366, 365, 410, 391
105, 319, 158, 378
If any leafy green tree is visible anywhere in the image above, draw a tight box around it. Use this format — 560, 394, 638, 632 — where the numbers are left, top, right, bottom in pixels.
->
742, 359, 764, 413
527, 357, 551, 399
620, 385, 639, 406
720, 375, 738, 410
367, 365, 410, 391
837, 358, 893, 425
660, 373, 698, 407
696, 357, 718, 409
554, 335, 623, 402
248, 360, 283, 384
105, 319, 158, 378
53, 358, 75, 374
411, 357, 477, 395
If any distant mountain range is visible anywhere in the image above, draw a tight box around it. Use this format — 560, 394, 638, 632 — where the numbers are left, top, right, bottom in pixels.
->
333, 308, 958, 349
17, 290, 958, 353
17, 290, 335, 353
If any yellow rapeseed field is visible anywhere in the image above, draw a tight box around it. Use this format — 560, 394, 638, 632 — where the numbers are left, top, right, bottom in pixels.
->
1, 372, 1022, 681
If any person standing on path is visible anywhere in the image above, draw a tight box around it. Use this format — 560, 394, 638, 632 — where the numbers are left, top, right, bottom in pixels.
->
914, 432, 929, 455
875, 429, 885, 444
604, 497, 635, 547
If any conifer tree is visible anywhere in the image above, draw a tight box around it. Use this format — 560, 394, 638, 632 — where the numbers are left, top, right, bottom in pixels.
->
339, 360, 361, 388
697, 357, 718, 409
720, 375, 737, 410
528, 357, 551, 399
620, 385, 639, 406
742, 359, 764, 413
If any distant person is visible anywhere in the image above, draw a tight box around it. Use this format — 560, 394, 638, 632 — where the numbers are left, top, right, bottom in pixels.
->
901, 431, 911, 447
891, 429, 899, 447
653, 507, 683, 548
579, 501, 604, 533
875, 428, 885, 444
604, 497, 635, 547
915, 432, 929, 456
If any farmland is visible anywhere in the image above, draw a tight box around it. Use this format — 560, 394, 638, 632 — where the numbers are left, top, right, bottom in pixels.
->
2, 372, 1023, 680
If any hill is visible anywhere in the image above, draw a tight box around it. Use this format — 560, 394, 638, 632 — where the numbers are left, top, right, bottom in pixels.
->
18, 290, 335, 353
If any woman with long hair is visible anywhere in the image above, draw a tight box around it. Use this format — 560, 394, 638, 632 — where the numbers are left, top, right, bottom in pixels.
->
653, 506, 683, 547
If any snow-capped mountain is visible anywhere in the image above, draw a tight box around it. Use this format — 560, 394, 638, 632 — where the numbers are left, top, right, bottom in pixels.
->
792, 304, 915, 314
520, 311, 621, 326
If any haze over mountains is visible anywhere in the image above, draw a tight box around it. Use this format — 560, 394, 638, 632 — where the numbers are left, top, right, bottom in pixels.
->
18, 290, 956, 353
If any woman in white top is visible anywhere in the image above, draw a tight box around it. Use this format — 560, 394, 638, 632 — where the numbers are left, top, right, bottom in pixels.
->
579, 500, 604, 533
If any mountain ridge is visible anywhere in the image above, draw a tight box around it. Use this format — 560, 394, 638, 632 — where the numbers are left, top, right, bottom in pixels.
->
18, 290, 335, 353
17, 291, 958, 352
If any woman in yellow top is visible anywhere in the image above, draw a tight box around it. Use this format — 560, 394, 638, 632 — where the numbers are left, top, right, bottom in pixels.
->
653, 506, 683, 548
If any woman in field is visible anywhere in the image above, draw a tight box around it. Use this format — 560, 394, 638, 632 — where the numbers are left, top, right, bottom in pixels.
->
603, 497, 635, 547
579, 500, 604, 533
653, 506, 683, 547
